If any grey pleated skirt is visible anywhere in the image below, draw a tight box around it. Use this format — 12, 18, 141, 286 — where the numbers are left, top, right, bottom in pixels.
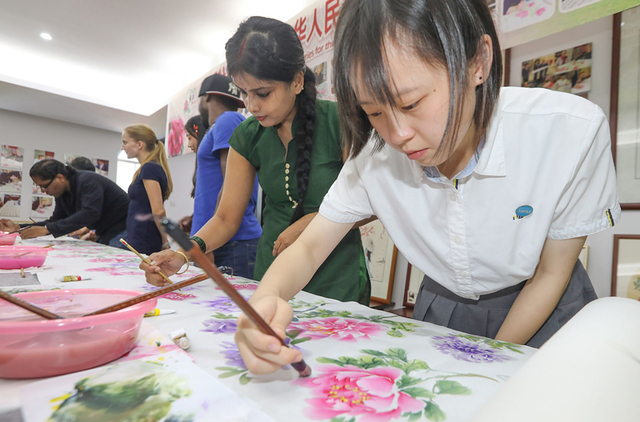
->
412, 260, 597, 348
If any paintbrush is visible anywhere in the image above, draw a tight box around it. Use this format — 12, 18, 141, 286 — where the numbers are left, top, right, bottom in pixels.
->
12, 244, 54, 259
82, 273, 209, 316
119, 238, 173, 285
158, 216, 312, 377
0, 290, 63, 320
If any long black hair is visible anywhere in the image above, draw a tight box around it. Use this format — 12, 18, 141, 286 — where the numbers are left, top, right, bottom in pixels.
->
334, 0, 502, 159
186, 115, 205, 198
225, 16, 317, 224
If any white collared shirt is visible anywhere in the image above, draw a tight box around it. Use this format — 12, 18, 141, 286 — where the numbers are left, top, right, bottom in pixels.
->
320, 87, 620, 299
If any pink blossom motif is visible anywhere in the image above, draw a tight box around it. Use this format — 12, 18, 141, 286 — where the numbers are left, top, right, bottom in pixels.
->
535, 7, 546, 16
516, 10, 529, 18
288, 318, 384, 342
88, 257, 132, 263
161, 292, 196, 301
296, 364, 424, 422
215, 283, 258, 291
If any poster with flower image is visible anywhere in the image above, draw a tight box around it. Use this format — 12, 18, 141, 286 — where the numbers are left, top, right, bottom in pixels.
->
34, 149, 54, 163
31, 196, 54, 219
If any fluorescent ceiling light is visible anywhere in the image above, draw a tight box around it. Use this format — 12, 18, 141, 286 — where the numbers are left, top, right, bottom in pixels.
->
40, 33, 52, 41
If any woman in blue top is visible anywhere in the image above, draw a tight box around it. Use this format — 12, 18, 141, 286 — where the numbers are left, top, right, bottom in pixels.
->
121, 124, 173, 255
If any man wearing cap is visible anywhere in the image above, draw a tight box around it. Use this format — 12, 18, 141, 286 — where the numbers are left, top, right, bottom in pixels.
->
192, 73, 262, 278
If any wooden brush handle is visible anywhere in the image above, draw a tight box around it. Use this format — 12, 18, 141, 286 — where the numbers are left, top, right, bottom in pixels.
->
0, 290, 63, 320
83, 273, 209, 316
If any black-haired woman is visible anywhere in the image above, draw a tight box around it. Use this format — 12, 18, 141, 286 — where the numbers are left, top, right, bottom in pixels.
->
142, 16, 371, 304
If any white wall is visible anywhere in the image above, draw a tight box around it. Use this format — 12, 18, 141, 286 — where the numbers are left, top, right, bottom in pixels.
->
0, 108, 121, 222
165, 152, 196, 223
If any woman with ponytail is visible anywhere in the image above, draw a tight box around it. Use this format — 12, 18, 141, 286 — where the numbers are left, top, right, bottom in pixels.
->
142, 16, 371, 304
121, 124, 173, 254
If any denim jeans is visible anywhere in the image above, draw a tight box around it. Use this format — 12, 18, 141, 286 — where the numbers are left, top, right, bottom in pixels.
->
211, 238, 259, 279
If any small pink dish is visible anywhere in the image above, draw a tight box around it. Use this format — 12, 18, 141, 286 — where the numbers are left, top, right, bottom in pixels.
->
0, 232, 18, 246
0, 288, 156, 379
0, 246, 49, 269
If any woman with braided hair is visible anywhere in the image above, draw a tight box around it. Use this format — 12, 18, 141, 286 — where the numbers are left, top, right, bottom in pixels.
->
142, 16, 371, 304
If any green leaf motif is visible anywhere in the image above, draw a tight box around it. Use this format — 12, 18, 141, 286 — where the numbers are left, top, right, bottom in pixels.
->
339, 357, 359, 366
239, 373, 252, 385
387, 329, 406, 338
402, 359, 430, 374
387, 348, 408, 362
435, 380, 472, 395
401, 387, 436, 399
287, 329, 302, 339
396, 374, 424, 389
407, 411, 424, 422
357, 356, 385, 369
316, 357, 345, 366
290, 337, 312, 345
424, 402, 447, 422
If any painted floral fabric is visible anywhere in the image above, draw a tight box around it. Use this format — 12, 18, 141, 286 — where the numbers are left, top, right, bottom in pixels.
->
0, 237, 536, 422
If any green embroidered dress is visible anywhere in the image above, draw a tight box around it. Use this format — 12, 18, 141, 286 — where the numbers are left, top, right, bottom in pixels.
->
229, 100, 369, 303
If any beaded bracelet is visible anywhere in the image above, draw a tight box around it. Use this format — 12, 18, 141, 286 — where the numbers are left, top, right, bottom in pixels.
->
189, 235, 207, 254
175, 251, 190, 275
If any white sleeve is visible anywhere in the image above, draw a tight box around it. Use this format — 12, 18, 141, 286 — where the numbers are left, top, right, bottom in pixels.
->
319, 152, 375, 224
548, 105, 621, 239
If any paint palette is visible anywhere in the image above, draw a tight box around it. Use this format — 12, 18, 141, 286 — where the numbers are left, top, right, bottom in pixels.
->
0, 288, 156, 379
0, 246, 49, 269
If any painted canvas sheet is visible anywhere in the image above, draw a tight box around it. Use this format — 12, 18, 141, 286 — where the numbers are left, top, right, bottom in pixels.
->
31, 196, 54, 219
21, 351, 274, 422
0, 170, 22, 193
0, 194, 21, 217
33, 150, 54, 164
1, 145, 24, 169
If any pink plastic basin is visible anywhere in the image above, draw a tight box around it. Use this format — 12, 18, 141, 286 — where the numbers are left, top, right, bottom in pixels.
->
0, 289, 156, 379
0, 232, 18, 246
0, 246, 49, 269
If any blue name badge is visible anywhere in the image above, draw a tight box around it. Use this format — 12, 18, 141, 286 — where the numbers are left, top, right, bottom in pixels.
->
515, 205, 533, 219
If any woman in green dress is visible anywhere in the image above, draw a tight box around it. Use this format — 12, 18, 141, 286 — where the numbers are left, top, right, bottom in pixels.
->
142, 16, 370, 304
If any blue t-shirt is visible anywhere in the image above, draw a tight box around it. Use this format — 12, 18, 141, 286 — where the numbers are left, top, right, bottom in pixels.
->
127, 161, 168, 254
191, 111, 262, 241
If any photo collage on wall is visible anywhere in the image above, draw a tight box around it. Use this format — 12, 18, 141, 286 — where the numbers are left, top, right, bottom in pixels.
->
0, 145, 23, 217
521, 42, 592, 95
63, 153, 109, 176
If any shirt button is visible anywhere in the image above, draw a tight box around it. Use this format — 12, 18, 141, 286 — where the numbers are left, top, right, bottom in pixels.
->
285, 176, 289, 181
285, 183, 289, 188
449, 194, 457, 201
285, 169, 290, 174
459, 271, 468, 278
286, 190, 290, 195
454, 236, 462, 244
285, 163, 290, 169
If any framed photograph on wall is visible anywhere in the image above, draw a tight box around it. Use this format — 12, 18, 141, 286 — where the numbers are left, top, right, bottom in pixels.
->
611, 8, 640, 208
611, 234, 640, 300
403, 263, 425, 308
359, 220, 397, 304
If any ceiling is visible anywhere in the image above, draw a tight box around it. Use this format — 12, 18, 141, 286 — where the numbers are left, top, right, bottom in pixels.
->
0, 0, 317, 134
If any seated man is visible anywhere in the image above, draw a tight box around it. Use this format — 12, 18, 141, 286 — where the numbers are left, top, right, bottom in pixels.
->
0, 159, 129, 246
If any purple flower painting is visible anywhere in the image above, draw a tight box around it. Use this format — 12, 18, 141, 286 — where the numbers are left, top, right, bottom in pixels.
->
432, 335, 512, 363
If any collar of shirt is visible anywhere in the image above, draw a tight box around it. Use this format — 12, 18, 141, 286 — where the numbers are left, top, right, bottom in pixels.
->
420, 136, 487, 184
